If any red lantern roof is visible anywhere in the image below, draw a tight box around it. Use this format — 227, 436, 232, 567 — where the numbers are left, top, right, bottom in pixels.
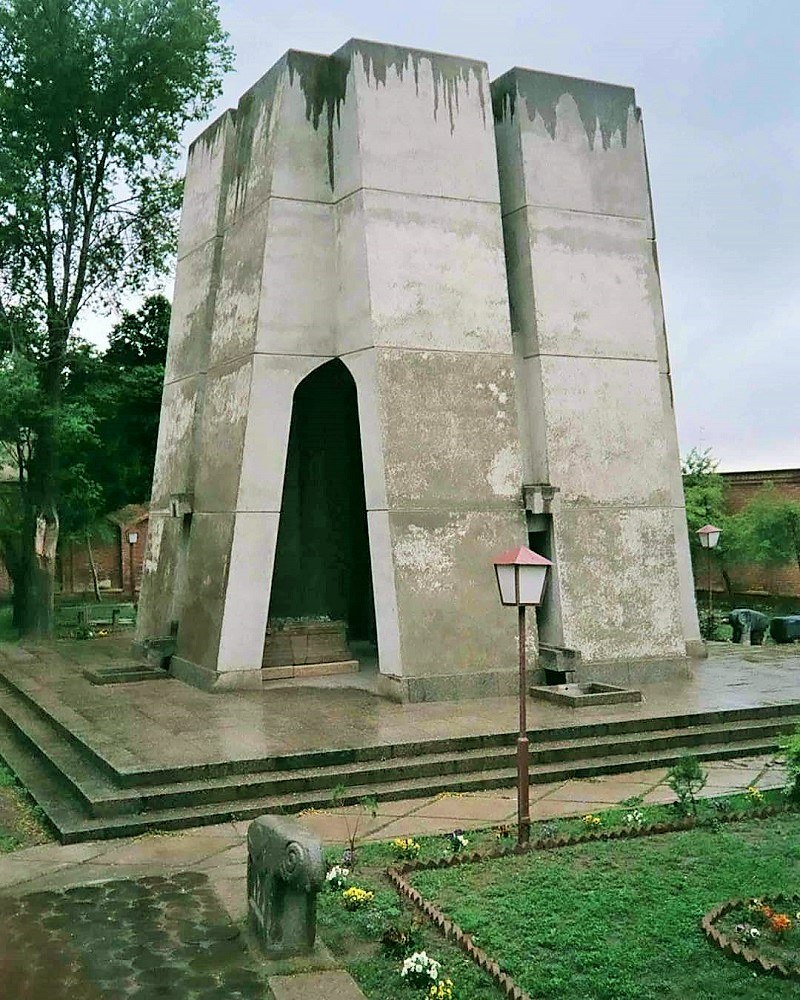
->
492, 546, 552, 566
696, 524, 722, 535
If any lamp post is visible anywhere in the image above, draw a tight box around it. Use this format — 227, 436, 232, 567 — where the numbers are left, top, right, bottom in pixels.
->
127, 530, 139, 603
492, 546, 552, 846
696, 524, 722, 634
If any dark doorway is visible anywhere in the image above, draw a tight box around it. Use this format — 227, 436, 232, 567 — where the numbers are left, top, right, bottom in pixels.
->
268, 359, 375, 643
528, 515, 554, 642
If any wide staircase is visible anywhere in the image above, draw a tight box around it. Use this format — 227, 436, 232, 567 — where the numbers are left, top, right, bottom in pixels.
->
0, 665, 798, 843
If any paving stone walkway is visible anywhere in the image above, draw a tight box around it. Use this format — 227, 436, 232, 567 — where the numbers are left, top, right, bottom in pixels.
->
0, 752, 786, 900
0, 872, 265, 1000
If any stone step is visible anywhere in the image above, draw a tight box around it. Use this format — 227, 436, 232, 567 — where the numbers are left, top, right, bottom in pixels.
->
129, 715, 799, 813
0, 684, 143, 817
1, 669, 794, 822
0, 661, 795, 842
0, 670, 136, 781
2, 662, 799, 788
0, 697, 787, 844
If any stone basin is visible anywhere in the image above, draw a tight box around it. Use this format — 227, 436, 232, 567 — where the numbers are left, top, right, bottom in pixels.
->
530, 681, 642, 708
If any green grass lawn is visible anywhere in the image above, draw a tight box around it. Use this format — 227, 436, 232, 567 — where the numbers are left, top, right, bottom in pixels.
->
411, 814, 800, 1000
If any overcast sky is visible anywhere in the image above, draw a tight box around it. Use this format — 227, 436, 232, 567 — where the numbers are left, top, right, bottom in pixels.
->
90, 0, 799, 473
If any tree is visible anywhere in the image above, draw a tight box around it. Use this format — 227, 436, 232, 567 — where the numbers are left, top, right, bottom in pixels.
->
0, 295, 168, 621
65, 294, 169, 517
681, 447, 745, 599
0, 0, 231, 635
736, 483, 800, 576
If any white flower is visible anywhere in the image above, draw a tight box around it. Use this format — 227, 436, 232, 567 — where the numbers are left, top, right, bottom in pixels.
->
750, 928, 761, 938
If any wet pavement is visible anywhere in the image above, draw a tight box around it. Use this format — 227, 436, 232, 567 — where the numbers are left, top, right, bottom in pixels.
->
2, 639, 800, 775
0, 872, 266, 1000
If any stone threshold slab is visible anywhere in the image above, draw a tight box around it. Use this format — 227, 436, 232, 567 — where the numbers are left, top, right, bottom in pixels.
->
261, 661, 359, 681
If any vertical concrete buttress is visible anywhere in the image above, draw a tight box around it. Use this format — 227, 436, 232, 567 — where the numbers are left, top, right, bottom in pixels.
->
492, 69, 701, 680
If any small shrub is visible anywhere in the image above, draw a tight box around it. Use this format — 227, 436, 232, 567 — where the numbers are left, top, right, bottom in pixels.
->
538, 821, 559, 840
401, 950, 442, 989
330, 785, 378, 866
666, 755, 707, 816
624, 808, 644, 827
698, 610, 723, 641
779, 726, 800, 798
381, 915, 424, 957
427, 979, 455, 999
391, 836, 421, 861
446, 829, 469, 853
746, 785, 765, 806
325, 865, 350, 890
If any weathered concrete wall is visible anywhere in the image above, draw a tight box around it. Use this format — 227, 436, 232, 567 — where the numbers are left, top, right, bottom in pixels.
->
493, 68, 701, 676
140, 40, 530, 697
140, 41, 700, 698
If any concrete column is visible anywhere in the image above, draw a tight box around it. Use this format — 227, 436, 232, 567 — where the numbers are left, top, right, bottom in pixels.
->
493, 69, 700, 681
136, 110, 236, 648
333, 42, 528, 700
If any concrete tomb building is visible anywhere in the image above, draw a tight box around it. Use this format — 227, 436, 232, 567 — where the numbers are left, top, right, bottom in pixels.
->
137, 39, 701, 701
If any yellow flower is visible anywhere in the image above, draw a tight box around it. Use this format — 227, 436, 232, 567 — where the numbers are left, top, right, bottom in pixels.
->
392, 836, 420, 858
341, 886, 374, 910
428, 979, 454, 999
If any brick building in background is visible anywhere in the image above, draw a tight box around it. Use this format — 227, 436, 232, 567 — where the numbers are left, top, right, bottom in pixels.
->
57, 505, 149, 599
694, 469, 800, 599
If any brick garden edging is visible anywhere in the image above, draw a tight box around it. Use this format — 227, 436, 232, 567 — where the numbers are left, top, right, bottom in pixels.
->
701, 895, 800, 980
386, 803, 799, 1000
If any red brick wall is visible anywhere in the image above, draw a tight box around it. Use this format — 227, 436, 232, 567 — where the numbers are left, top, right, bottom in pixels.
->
692, 469, 800, 598
59, 518, 148, 597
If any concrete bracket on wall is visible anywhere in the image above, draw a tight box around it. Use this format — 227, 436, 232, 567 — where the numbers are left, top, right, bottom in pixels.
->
522, 483, 560, 516
169, 493, 194, 518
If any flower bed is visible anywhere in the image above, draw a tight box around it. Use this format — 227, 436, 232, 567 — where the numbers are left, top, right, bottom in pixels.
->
702, 895, 800, 979
389, 807, 800, 1000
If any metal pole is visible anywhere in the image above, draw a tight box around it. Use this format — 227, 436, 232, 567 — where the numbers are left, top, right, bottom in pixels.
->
707, 546, 712, 632
129, 540, 136, 603
517, 602, 530, 846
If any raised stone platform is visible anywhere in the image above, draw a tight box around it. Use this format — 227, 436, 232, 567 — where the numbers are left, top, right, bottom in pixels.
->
1, 638, 800, 843
531, 682, 642, 708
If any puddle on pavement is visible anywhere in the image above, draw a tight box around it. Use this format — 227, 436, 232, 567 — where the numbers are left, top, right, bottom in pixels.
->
0, 872, 266, 999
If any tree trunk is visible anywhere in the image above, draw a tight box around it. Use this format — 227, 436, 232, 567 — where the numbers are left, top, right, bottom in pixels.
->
18, 509, 59, 637
720, 563, 735, 600
85, 532, 102, 603
17, 317, 68, 638
0, 541, 26, 632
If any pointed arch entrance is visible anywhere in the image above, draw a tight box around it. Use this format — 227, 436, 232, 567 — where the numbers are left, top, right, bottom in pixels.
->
266, 359, 376, 662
